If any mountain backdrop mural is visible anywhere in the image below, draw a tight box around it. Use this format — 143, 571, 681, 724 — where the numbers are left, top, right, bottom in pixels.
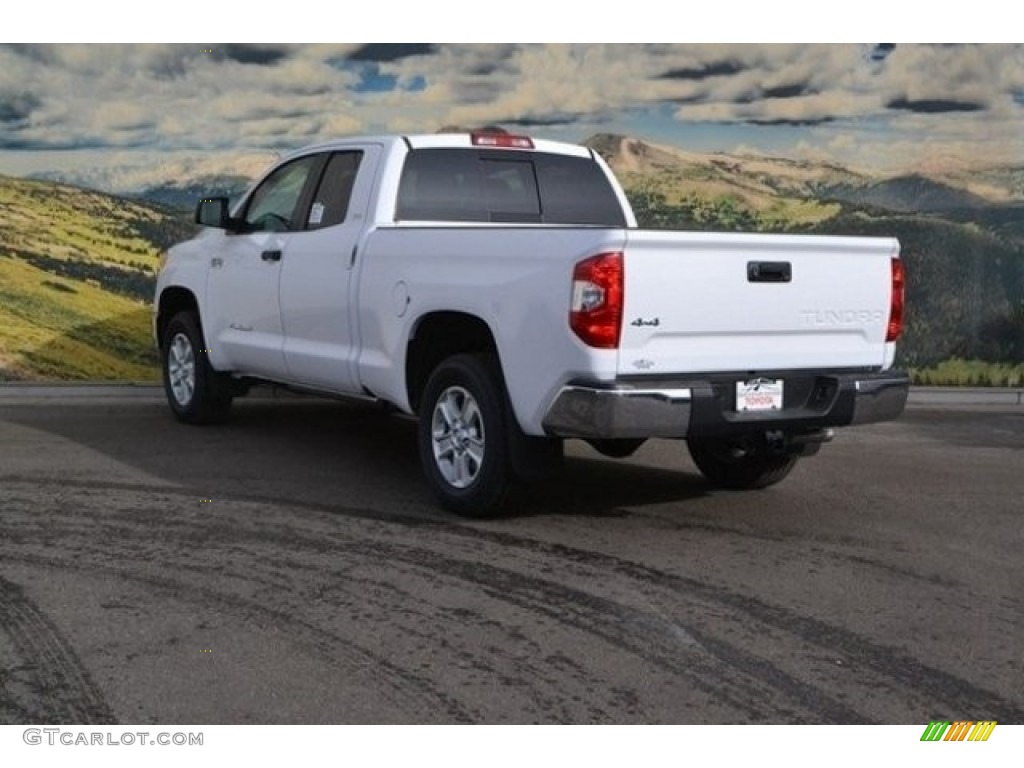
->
1, 44, 1022, 384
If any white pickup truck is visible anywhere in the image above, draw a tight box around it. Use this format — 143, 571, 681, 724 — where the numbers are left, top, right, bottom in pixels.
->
154, 131, 908, 515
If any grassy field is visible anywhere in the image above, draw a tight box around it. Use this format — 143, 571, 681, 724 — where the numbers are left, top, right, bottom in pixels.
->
0, 176, 171, 269
0, 252, 158, 380
909, 359, 1024, 388
2, 158, 1020, 387
0, 175, 192, 381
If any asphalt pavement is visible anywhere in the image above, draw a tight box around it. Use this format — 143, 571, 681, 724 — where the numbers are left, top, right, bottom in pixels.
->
0, 387, 1021, 724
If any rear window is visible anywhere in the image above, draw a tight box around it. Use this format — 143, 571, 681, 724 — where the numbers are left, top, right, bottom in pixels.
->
396, 148, 626, 226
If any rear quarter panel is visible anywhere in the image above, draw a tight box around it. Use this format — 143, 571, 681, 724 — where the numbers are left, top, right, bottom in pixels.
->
355, 225, 627, 434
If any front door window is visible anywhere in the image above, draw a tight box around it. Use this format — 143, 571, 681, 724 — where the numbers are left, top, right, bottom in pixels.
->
243, 156, 319, 232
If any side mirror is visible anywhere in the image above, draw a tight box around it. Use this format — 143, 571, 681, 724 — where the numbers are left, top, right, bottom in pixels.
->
195, 197, 231, 229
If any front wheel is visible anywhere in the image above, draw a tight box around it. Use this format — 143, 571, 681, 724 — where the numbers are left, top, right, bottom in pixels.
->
687, 436, 798, 490
417, 354, 511, 517
162, 311, 233, 424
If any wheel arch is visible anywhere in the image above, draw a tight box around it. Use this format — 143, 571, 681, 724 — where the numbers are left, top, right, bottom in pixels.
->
156, 286, 201, 350
405, 311, 501, 414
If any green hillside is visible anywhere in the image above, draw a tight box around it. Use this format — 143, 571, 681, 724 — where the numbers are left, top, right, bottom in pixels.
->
622, 193, 1024, 369
586, 132, 854, 229
809, 210, 1024, 367
3, 139, 1022, 383
593, 136, 1024, 371
0, 175, 193, 381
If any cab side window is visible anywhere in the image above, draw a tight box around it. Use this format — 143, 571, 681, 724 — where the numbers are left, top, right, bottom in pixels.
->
307, 152, 363, 230
243, 155, 320, 233
396, 149, 487, 222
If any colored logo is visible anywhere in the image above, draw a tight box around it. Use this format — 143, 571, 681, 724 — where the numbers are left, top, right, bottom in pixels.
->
920, 721, 997, 742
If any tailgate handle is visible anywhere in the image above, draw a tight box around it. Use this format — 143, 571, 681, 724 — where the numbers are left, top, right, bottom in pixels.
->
748, 261, 791, 283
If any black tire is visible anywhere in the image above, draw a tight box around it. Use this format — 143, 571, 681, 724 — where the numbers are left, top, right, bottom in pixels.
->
417, 354, 511, 516
161, 311, 233, 425
687, 437, 798, 490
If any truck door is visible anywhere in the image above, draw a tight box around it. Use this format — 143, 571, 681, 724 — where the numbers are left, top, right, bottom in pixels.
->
279, 146, 381, 394
204, 153, 324, 378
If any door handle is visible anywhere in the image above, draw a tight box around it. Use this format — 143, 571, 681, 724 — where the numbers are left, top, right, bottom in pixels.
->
261, 249, 282, 263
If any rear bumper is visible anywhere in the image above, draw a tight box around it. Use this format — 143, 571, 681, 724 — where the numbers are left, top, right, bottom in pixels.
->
541, 370, 909, 439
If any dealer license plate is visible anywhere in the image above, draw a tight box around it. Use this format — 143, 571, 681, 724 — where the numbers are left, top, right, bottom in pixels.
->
736, 379, 784, 412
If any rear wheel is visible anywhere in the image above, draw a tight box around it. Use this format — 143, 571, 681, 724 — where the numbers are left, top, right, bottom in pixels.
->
417, 354, 511, 516
162, 311, 233, 424
687, 436, 798, 490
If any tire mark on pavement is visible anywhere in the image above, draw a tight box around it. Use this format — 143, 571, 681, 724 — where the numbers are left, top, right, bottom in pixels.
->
446, 526, 1024, 721
2, 475, 1020, 722
1, 553, 473, 723
3, 490, 865, 723
0, 576, 116, 725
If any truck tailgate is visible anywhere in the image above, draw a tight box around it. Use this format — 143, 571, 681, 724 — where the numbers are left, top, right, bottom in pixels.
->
618, 230, 899, 375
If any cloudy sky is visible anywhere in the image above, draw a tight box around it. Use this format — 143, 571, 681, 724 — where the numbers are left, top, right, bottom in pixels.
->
1, 43, 1022, 189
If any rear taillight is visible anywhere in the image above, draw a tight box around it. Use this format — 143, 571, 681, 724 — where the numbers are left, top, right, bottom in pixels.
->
886, 257, 905, 342
570, 252, 623, 349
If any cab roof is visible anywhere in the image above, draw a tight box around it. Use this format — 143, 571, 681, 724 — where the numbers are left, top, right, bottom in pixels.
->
281, 132, 594, 160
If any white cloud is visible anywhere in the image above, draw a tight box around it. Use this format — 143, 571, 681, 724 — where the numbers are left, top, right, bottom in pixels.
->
1, 44, 1024, 179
